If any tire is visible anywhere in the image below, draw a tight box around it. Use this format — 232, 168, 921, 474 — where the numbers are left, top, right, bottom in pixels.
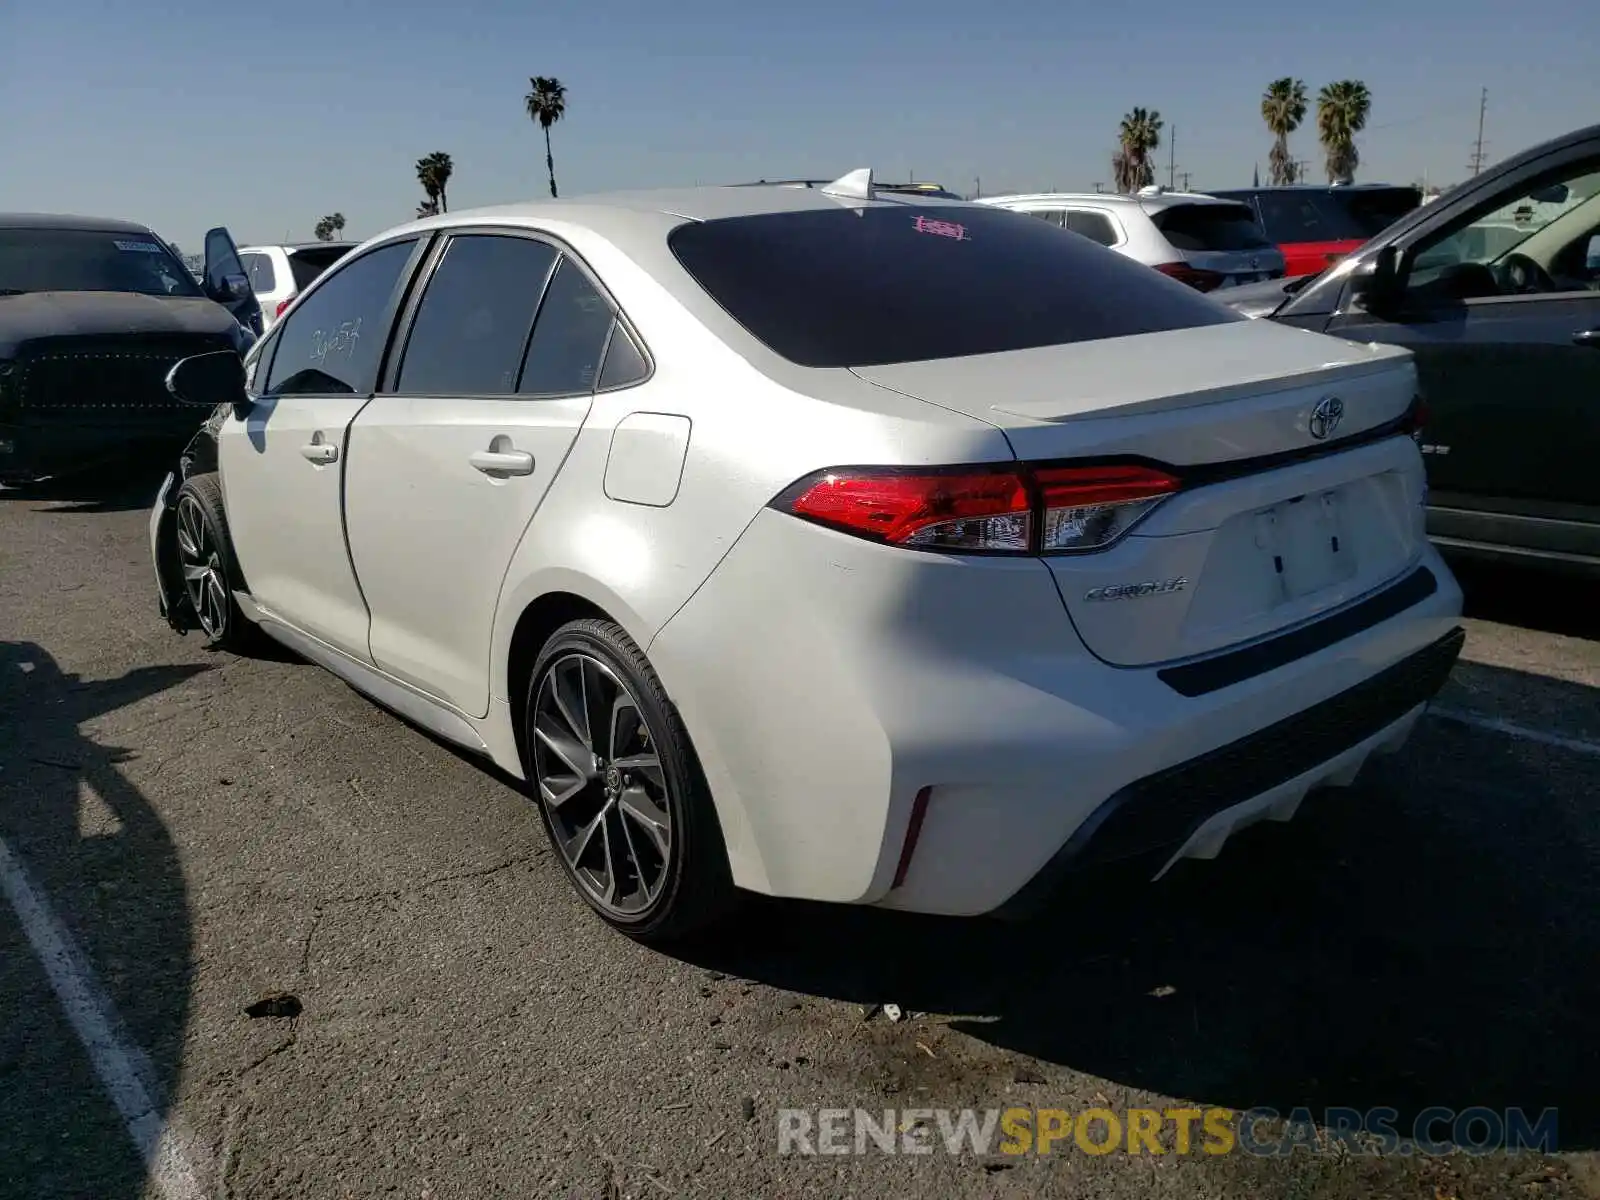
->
172, 473, 264, 653
524, 618, 737, 944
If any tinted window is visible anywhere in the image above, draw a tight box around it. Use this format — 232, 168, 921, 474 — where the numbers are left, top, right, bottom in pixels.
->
0, 228, 204, 297
1066, 210, 1119, 246
242, 252, 277, 294
668, 205, 1239, 368
397, 235, 559, 395
1149, 204, 1274, 252
517, 258, 616, 395
288, 245, 356, 291
1027, 209, 1066, 227
265, 240, 414, 395
597, 322, 649, 390
1231, 189, 1421, 244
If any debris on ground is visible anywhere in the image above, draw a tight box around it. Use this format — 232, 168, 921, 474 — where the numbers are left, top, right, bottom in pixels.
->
244, 993, 302, 1019
884, 1004, 904, 1022
1148, 985, 1177, 998
741, 1097, 756, 1121
860, 1004, 881, 1021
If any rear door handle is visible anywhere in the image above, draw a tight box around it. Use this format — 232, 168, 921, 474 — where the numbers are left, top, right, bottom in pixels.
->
469, 449, 535, 476
1574, 329, 1600, 348
300, 442, 338, 464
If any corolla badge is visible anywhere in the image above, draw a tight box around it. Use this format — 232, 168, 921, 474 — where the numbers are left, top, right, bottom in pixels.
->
1084, 577, 1189, 602
1308, 395, 1345, 440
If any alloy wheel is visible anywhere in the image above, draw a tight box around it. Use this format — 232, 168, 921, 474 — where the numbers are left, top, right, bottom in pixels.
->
531, 652, 673, 916
175, 494, 229, 639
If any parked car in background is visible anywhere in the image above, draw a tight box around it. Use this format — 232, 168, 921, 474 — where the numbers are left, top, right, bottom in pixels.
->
973, 188, 1285, 292
240, 241, 358, 330
1210, 184, 1422, 277
149, 169, 1461, 945
1221, 124, 1600, 576
0, 215, 258, 484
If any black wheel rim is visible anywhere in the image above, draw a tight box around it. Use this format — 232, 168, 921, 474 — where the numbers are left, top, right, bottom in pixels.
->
175, 494, 228, 639
531, 652, 672, 917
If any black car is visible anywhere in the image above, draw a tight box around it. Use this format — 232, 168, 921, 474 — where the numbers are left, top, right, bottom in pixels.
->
1219, 124, 1600, 577
0, 216, 259, 484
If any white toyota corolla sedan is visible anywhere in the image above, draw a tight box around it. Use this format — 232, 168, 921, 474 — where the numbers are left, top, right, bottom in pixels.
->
150, 170, 1464, 943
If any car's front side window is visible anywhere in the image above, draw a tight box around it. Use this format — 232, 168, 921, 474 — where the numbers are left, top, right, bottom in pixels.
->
393, 234, 559, 395
1405, 162, 1600, 302
263, 239, 416, 396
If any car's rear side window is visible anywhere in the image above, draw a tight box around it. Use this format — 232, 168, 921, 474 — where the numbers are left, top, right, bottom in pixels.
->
1233, 189, 1422, 244
1148, 204, 1275, 252
288, 245, 355, 291
667, 205, 1239, 368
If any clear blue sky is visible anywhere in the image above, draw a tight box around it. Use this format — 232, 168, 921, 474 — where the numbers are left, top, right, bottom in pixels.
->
2, 0, 1597, 252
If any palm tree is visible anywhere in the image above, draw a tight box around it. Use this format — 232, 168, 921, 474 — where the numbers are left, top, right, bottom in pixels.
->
313, 212, 346, 241
416, 198, 440, 219
524, 76, 567, 198
415, 152, 454, 214
1261, 78, 1308, 186
1317, 80, 1372, 184
1113, 108, 1163, 193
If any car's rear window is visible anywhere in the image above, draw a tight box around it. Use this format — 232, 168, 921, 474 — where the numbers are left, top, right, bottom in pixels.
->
287, 245, 355, 290
1148, 203, 1275, 252
667, 205, 1240, 368
1217, 188, 1422, 244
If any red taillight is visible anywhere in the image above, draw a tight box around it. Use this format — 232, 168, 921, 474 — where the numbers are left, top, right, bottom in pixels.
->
1153, 262, 1226, 292
777, 462, 1180, 555
1033, 463, 1180, 552
1404, 395, 1430, 439
275, 297, 295, 319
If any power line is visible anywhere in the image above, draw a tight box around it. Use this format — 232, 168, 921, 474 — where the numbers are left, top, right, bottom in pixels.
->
1468, 87, 1489, 176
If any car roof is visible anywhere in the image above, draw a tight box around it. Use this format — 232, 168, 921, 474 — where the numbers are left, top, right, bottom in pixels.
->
975, 191, 1246, 211
240, 241, 360, 253
371, 183, 969, 249
1210, 184, 1418, 194
0, 212, 158, 235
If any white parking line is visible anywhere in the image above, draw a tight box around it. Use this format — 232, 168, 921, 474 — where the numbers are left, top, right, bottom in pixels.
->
1428, 705, 1600, 759
0, 836, 209, 1200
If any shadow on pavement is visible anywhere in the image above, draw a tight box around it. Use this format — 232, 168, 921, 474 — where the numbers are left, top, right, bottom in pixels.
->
1452, 558, 1600, 642
0, 641, 209, 1198
0, 459, 174, 515
677, 658, 1600, 1152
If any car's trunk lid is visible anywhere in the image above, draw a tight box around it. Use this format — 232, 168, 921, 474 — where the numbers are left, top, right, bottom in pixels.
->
853, 320, 1427, 667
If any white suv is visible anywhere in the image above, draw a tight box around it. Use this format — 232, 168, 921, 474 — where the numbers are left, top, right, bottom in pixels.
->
238, 242, 357, 329
975, 188, 1285, 292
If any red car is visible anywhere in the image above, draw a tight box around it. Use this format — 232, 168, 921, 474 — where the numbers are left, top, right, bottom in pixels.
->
1210, 185, 1423, 277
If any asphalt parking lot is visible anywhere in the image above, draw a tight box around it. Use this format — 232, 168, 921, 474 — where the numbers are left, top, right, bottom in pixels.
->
3, 466, 1599, 1200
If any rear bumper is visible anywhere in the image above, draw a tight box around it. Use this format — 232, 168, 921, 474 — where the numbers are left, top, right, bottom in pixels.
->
649, 506, 1465, 915
994, 625, 1463, 918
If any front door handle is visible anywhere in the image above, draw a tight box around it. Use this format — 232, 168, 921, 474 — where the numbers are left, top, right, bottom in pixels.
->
469, 449, 535, 476
300, 442, 338, 464
1574, 329, 1600, 348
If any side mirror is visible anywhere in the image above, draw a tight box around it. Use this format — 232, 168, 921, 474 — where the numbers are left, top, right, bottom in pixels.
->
212, 272, 250, 302
1346, 244, 1401, 313
166, 350, 251, 416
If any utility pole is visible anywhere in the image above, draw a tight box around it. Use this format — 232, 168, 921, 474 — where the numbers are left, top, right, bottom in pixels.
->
1178, 171, 1192, 191
973, 175, 981, 199
1093, 181, 1105, 193
1168, 125, 1176, 189
1468, 88, 1489, 176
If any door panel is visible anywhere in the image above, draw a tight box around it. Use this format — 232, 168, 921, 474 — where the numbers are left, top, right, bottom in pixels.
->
343, 395, 592, 714
219, 395, 373, 654
215, 237, 422, 659
341, 234, 614, 717
1327, 293, 1600, 512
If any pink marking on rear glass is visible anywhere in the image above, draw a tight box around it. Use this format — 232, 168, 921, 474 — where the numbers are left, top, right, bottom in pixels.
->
911, 215, 970, 241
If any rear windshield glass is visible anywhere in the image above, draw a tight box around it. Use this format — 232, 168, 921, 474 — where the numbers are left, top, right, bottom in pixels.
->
1148, 203, 1275, 252
0, 228, 204, 298
667, 205, 1240, 368
288, 245, 355, 290
1219, 188, 1421, 243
